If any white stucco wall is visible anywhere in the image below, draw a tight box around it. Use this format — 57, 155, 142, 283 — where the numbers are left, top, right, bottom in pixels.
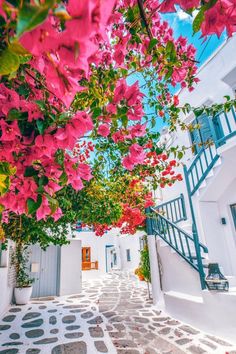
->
59, 239, 82, 296
118, 232, 143, 271
74, 228, 144, 278
0, 242, 14, 318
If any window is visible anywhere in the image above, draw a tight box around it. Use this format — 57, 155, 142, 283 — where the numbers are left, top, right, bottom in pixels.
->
126, 249, 131, 262
190, 114, 223, 154
230, 204, 236, 229
82, 247, 91, 262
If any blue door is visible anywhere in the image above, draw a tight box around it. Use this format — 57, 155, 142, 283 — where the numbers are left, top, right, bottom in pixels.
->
29, 245, 60, 298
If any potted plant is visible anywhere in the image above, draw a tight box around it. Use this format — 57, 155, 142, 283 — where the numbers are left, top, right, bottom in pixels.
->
134, 267, 145, 281
12, 243, 34, 305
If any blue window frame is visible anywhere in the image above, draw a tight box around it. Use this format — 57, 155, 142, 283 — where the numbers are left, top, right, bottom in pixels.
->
230, 204, 236, 229
126, 249, 131, 262
190, 114, 224, 154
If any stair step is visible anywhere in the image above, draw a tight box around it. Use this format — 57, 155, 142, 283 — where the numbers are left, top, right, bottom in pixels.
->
164, 290, 203, 303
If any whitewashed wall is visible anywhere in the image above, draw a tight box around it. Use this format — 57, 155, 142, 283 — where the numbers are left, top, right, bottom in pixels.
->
59, 239, 82, 296
160, 35, 236, 207
0, 241, 14, 318
74, 228, 144, 278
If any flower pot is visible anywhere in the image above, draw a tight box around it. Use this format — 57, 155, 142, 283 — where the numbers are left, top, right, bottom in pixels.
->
14, 286, 32, 305
138, 275, 145, 281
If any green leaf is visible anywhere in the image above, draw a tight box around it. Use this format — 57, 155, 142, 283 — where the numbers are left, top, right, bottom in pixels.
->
166, 41, 176, 61
0, 162, 16, 176
36, 119, 46, 134
8, 40, 30, 56
7, 109, 23, 121
16, 3, 50, 37
0, 48, 20, 75
148, 38, 158, 52
92, 107, 102, 118
39, 176, 49, 187
24, 166, 38, 177
59, 171, 68, 185
164, 67, 173, 81
192, 8, 205, 33
46, 194, 59, 214
27, 195, 42, 214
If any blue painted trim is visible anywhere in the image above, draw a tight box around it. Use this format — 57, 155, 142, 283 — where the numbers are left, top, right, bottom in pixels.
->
183, 165, 207, 290
150, 208, 208, 276
105, 245, 114, 273
154, 194, 187, 224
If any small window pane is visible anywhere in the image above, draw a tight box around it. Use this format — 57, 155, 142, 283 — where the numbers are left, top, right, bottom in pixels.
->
126, 249, 131, 262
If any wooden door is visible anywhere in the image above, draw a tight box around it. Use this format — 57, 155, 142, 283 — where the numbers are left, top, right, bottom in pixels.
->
82, 247, 91, 270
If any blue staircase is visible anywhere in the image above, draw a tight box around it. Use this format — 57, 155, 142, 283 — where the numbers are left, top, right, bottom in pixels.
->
147, 107, 236, 290
155, 194, 187, 224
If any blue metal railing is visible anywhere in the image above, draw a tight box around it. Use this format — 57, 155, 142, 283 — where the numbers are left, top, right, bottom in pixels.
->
185, 107, 236, 196
148, 208, 208, 274
184, 145, 220, 196
214, 108, 236, 147
155, 194, 187, 224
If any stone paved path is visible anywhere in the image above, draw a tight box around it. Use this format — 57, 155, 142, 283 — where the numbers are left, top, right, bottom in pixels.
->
0, 272, 236, 354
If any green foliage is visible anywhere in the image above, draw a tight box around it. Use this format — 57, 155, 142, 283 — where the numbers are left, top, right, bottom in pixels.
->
3, 213, 69, 250
11, 244, 34, 288
0, 48, 20, 75
139, 240, 151, 282
16, 3, 51, 37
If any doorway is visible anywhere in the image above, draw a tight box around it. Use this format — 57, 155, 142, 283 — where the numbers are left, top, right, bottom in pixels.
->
82, 247, 91, 270
29, 245, 60, 298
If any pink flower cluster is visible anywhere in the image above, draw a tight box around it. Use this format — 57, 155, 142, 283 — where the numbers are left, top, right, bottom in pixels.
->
19, 0, 117, 107
0, 85, 94, 220
159, 0, 236, 38
122, 144, 146, 171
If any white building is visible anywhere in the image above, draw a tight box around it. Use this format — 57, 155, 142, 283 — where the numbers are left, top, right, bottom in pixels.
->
0, 238, 82, 317
72, 225, 144, 280
0, 225, 143, 318
148, 35, 236, 343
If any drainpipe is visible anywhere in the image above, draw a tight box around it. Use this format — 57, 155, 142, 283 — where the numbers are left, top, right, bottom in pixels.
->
183, 166, 206, 290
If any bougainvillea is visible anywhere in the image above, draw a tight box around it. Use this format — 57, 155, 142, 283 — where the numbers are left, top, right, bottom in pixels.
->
159, 0, 236, 38
0, 0, 235, 237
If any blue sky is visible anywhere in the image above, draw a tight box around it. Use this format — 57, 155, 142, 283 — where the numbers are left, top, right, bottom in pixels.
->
128, 10, 226, 133
162, 9, 226, 66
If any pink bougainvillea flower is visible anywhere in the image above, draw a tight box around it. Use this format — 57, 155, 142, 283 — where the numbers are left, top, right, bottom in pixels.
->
129, 124, 146, 138
201, 5, 225, 37
112, 131, 125, 143
0, 120, 21, 142
159, 0, 177, 12
52, 207, 63, 221
106, 103, 117, 114
44, 180, 62, 196
179, 0, 200, 10
35, 134, 57, 158
36, 198, 51, 221
125, 81, 144, 106
77, 163, 93, 181
70, 176, 84, 191
113, 79, 127, 103
0, 84, 20, 115
129, 143, 146, 164
97, 123, 110, 137
0, 0, 7, 20
122, 155, 135, 171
